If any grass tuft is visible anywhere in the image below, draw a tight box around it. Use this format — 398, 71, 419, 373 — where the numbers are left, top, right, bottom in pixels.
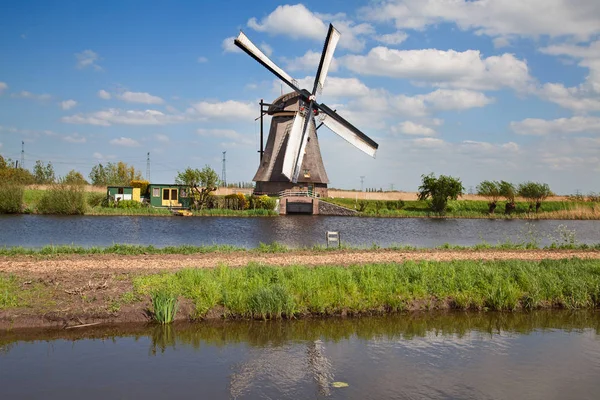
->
151, 291, 178, 324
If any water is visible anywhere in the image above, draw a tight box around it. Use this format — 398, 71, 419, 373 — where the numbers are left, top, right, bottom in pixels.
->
0, 214, 598, 248
1, 312, 599, 399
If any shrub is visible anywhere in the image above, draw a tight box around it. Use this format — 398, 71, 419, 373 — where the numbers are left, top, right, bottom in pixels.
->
130, 180, 150, 196
588, 192, 600, 202
386, 200, 404, 210
499, 181, 516, 215
116, 200, 142, 209
224, 193, 248, 210
37, 182, 87, 215
374, 201, 384, 213
248, 194, 276, 210
357, 200, 368, 212
86, 192, 106, 208
0, 184, 24, 213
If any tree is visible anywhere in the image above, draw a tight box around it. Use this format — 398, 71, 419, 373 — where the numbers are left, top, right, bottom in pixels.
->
499, 181, 516, 215
175, 165, 219, 209
89, 161, 142, 186
476, 180, 501, 214
33, 160, 55, 184
63, 170, 88, 185
0, 154, 35, 184
518, 182, 551, 213
417, 173, 464, 214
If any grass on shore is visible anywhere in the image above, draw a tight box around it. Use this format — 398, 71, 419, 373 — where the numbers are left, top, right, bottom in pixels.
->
323, 198, 600, 219
1, 238, 600, 257
132, 259, 600, 319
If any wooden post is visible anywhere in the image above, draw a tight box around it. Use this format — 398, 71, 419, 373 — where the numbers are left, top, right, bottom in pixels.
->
259, 99, 264, 162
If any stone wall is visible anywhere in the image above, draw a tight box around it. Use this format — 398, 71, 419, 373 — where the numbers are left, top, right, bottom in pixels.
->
318, 200, 358, 216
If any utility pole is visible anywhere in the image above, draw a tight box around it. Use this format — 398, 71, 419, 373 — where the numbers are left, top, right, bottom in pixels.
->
390, 183, 394, 192
360, 176, 365, 192
146, 152, 151, 182
20, 141, 25, 169
222, 151, 227, 187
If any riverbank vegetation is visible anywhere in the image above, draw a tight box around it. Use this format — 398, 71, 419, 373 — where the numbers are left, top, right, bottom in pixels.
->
2, 259, 600, 324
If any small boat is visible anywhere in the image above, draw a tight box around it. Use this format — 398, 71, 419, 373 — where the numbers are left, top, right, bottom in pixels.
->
172, 209, 193, 217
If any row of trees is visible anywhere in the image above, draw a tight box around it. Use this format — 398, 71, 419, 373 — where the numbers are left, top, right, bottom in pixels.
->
417, 174, 554, 215
477, 180, 552, 214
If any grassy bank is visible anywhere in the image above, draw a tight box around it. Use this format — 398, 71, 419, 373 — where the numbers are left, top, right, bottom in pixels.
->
2, 259, 600, 323
2, 239, 599, 257
324, 198, 600, 219
131, 259, 600, 317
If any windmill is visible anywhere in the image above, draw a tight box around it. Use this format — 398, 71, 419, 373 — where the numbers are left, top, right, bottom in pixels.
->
234, 24, 379, 196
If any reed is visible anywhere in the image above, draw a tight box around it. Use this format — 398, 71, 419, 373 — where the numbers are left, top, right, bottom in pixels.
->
151, 291, 178, 324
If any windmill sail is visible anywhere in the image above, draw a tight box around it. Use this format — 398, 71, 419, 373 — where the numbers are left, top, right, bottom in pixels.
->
281, 112, 305, 180
234, 32, 301, 93
313, 24, 341, 95
317, 103, 378, 157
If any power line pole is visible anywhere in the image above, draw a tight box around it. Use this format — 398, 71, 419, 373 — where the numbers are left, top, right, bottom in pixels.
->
390, 183, 394, 192
360, 176, 365, 192
146, 152, 151, 182
20, 141, 25, 169
222, 151, 227, 187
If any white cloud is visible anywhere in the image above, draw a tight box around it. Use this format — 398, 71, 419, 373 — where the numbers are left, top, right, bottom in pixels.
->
62, 108, 187, 126
420, 89, 494, 111
493, 37, 511, 49
392, 121, 436, 136
342, 47, 532, 91
537, 41, 600, 112
511, 116, 600, 135
197, 56, 208, 63
222, 36, 241, 53
189, 100, 255, 120
155, 134, 170, 143
62, 133, 86, 143
98, 89, 111, 100
362, 0, 600, 41
247, 4, 374, 51
75, 49, 102, 70
93, 152, 103, 159
411, 137, 446, 148
375, 31, 408, 45
60, 99, 77, 110
117, 91, 164, 105
0, 82, 7, 94
11, 91, 52, 101
109, 137, 141, 147
260, 42, 273, 57
292, 76, 369, 98
284, 50, 339, 73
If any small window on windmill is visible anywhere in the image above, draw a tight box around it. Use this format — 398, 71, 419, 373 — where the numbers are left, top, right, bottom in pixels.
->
303, 169, 310, 178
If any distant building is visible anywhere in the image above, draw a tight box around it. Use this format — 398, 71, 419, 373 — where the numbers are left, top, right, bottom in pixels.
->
147, 184, 191, 208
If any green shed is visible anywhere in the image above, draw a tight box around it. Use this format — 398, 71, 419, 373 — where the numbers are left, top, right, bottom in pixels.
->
148, 184, 191, 208
107, 186, 140, 202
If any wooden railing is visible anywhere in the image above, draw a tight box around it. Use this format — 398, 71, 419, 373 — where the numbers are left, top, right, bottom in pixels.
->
278, 189, 319, 198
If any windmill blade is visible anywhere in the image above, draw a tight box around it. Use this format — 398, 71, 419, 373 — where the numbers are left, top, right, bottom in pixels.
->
312, 24, 341, 96
317, 103, 379, 157
291, 103, 315, 183
281, 112, 305, 180
234, 32, 302, 94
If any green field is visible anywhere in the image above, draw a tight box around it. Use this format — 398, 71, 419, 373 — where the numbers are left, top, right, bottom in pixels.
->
323, 197, 600, 219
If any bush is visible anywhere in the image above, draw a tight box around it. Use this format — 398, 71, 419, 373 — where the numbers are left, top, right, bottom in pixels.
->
357, 200, 368, 212
224, 193, 248, 210
386, 200, 405, 210
0, 184, 24, 213
588, 192, 600, 202
248, 195, 276, 210
86, 192, 106, 208
37, 182, 87, 215
151, 291, 178, 324
374, 201, 384, 213
518, 182, 551, 213
116, 199, 142, 209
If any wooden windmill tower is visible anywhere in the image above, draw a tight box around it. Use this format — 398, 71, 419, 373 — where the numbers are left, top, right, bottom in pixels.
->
234, 25, 379, 196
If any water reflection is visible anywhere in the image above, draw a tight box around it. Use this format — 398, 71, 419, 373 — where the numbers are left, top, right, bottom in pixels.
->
1, 312, 599, 399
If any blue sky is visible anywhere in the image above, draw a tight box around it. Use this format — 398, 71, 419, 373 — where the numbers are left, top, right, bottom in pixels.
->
1, 0, 599, 193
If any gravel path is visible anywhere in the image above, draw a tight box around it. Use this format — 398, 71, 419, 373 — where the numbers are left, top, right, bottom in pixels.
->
1, 249, 599, 274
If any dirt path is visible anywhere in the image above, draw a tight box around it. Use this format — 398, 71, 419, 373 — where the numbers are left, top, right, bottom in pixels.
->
2, 249, 599, 275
